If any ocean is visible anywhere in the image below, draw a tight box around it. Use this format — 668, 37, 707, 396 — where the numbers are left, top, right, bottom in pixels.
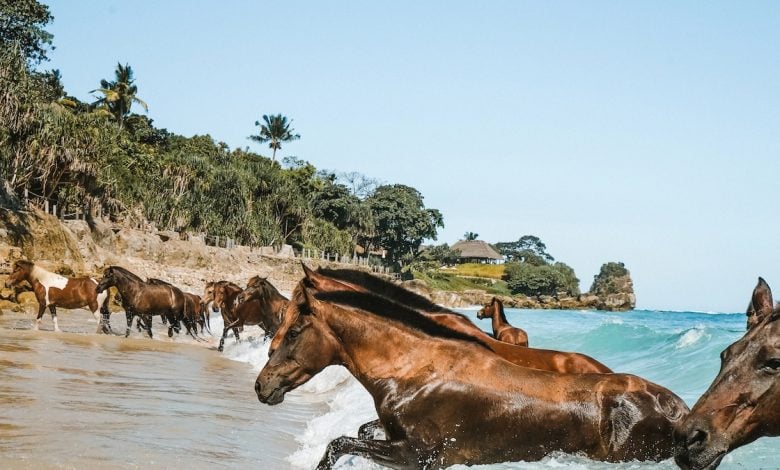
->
0, 307, 777, 469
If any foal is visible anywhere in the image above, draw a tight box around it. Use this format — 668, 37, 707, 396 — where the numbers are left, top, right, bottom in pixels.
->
477, 297, 529, 346
4, 260, 110, 333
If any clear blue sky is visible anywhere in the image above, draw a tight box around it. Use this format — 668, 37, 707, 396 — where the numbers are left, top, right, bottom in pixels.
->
44, 1, 780, 312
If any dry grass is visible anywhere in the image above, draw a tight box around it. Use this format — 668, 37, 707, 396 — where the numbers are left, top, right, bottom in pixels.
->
443, 263, 505, 279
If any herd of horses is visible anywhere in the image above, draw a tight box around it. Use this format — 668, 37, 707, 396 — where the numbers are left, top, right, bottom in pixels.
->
3, 259, 779, 470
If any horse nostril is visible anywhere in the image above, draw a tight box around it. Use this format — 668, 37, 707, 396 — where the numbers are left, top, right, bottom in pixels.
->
254, 381, 262, 396
687, 428, 708, 448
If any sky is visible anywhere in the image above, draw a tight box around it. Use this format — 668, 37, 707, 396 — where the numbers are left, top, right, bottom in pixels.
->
43, 1, 780, 312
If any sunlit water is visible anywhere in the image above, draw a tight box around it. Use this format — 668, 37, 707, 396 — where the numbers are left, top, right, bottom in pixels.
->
1, 307, 777, 469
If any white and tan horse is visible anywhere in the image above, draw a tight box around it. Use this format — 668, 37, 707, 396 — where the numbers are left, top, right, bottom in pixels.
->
4, 260, 110, 333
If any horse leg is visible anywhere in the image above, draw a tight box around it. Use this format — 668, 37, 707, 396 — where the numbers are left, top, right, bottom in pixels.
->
358, 419, 385, 440
125, 311, 134, 338
49, 305, 61, 332
316, 437, 412, 470
33, 303, 46, 330
145, 315, 154, 338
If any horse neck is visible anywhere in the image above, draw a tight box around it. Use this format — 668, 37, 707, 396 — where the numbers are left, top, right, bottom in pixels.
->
319, 305, 464, 395
29, 265, 63, 286
114, 272, 143, 299
491, 303, 509, 332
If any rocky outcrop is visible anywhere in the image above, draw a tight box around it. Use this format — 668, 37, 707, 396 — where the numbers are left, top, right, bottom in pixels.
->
589, 262, 636, 311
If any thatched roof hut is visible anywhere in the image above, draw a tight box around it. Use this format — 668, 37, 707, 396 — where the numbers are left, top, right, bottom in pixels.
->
451, 240, 503, 263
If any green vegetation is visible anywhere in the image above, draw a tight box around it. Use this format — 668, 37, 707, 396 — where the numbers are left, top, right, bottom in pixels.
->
0, 2, 442, 269
90, 63, 148, 130
590, 262, 631, 295
248, 114, 300, 162
412, 269, 511, 296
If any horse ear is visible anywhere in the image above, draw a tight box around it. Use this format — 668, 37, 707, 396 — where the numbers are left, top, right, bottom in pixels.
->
747, 277, 774, 330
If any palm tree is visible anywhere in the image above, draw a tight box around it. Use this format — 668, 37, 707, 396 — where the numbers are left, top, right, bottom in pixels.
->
464, 231, 479, 241
91, 63, 147, 129
248, 114, 300, 162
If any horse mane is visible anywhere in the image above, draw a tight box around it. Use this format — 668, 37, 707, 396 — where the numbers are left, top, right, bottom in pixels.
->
15, 260, 34, 269
313, 289, 490, 350
110, 266, 145, 283
147, 278, 172, 286
317, 268, 465, 319
494, 299, 509, 323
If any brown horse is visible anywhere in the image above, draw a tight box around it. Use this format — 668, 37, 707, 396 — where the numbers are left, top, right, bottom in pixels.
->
304, 266, 611, 374
256, 277, 689, 469
211, 281, 245, 348
184, 292, 209, 334
215, 276, 289, 351
96, 267, 191, 339
4, 260, 110, 333
674, 277, 780, 470
477, 297, 529, 346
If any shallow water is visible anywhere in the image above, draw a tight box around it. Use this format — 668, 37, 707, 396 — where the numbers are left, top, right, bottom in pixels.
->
0, 307, 778, 469
0, 308, 323, 469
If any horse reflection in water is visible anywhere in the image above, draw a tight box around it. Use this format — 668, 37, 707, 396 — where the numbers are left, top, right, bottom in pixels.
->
675, 277, 780, 470
256, 267, 688, 469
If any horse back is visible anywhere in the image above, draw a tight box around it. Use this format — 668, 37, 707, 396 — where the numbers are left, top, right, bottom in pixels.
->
41, 277, 99, 309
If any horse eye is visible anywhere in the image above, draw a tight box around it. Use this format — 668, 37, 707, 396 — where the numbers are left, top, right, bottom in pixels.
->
760, 358, 780, 373
288, 329, 300, 340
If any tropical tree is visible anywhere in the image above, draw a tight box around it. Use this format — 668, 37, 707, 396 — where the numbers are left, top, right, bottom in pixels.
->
91, 63, 147, 129
248, 114, 300, 162
366, 184, 443, 268
464, 231, 479, 241
0, 0, 53, 64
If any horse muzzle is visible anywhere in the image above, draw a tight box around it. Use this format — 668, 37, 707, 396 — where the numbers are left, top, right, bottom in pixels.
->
674, 418, 728, 470
255, 379, 288, 405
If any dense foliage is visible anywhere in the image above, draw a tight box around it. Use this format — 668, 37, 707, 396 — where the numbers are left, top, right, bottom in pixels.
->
0, 2, 443, 268
499, 235, 580, 296
589, 262, 631, 296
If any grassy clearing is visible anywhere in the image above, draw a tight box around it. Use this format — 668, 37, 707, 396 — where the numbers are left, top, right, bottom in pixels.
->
444, 263, 506, 279
413, 269, 511, 296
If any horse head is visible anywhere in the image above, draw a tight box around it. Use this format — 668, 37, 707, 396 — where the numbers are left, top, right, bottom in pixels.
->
674, 277, 780, 469
476, 297, 499, 319
5, 260, 32, 288
96, 266, 119, 293
255, 278, 343, 405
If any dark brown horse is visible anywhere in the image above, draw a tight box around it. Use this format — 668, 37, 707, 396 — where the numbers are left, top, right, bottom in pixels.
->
215, 277, 287, 351
5, 260, 110, 333
477, 297, 529, 346
674, 277, 780, 470
184, 292, 209, 334
96, 267, 191, 339
256, 276, 689, 469
211, 281, 244, 349
303, 266, 611, 374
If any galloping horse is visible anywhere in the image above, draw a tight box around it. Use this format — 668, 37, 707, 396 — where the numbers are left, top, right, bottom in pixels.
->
4, 260, 110, 333
256, 275, 689, 469
477, 297, 529, 346
96, 267, 190, 339
215, 276, 289, 351
674, 277, 780, 470
303, 266, 611, 374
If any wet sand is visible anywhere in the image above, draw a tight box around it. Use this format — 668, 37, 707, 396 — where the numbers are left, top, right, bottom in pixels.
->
0, 307, 322, 469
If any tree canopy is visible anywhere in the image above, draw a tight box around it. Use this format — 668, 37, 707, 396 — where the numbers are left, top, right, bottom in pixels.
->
0, 0, 53, 64
248, 114, 300, 162
500, 235, 580, 296
365, 184, 444, 267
